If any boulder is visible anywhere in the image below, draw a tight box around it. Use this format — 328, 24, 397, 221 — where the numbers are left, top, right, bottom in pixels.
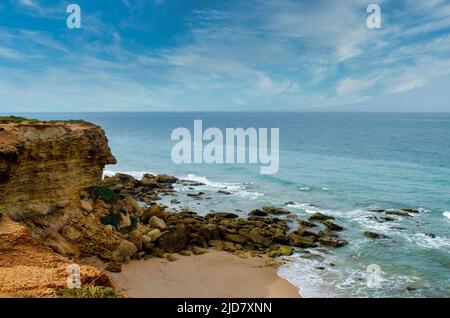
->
225, 233, 247, 245
129, 229, 143, 251
148, 228, 162, 241
363, 231, 390, 239
319, 237, 348, 247
289, 233, 318, 248
208, 240, 224, 251
218, 190, 232, 195
105, 263, 122, 273
262, 206, 290, 215
104, 224, 114, 235
197, 224, 221, 241
119, 212, 131, 228
248, 209, 268, 217
149, 216, 167, 230
165, 254, 178, 262
385, 210, 411, 217
80, 199, 93, 212
142, 204, 166, 222
247, 229, 272, 247
121, 196, 142, 217
141, 173, 158, 186
157, 224, 189, 253
156, 174, 178, 184
113, 240, 138, 262
205, 212, 239, 219
223, 241, 237, 252
401, 208, 420, 213
321, 220, 344, 231
309, 212, 335, 221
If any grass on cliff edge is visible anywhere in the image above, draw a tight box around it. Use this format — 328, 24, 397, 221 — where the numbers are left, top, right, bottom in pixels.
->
60, 285, 123, 298
0, 116, 88, 124
0, 116, 38, 123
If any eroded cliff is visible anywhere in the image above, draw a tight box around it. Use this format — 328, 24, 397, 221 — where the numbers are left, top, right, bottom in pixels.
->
0, 120, 116, 218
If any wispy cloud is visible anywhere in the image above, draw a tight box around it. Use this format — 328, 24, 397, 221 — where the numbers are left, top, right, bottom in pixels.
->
1, 0, 450, 111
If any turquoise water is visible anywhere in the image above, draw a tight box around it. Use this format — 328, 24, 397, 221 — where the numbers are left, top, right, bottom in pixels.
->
20, 112, 450, 297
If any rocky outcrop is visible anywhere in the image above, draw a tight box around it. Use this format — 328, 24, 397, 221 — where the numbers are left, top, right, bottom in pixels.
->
0, 120, 116, 218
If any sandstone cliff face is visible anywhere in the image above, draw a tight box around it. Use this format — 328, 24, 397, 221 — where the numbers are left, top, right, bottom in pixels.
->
0, 120, 116, 218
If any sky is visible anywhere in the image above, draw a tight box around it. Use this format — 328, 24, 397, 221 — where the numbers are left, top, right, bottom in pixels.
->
0, 0, 450, 112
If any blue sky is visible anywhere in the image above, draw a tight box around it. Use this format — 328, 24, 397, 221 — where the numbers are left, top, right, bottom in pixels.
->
0, 0, 450, 112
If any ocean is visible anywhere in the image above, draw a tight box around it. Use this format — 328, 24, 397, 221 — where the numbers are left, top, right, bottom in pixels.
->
18, 112, 450, 298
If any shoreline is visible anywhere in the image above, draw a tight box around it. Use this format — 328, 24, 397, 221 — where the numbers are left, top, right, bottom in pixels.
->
105, 250, 301, 298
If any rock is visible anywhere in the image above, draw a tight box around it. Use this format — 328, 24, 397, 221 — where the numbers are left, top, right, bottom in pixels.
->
262, 206, 290, 215
284, 201, 295, 205
148, 228, 162, 241
268, 245, 294, 257
366, 216, 396, 223
205, 212, 239, 219
264, 258, 284, 268
156, 174, 178, 184
121, 196, 142, 217
104, 224, 114, 235
187, 192, 204, 197
129, 229, 143, 251
142, 234, 153, 247
247, 229, 272, 247
223, 241, 237, 252
218, 190, 231, 195
401, 208, 420, 213
208, 240, 224, 251
113, 240, 138, 262
424, 233, 436, 238
296, 226, 320, 238
141, 173, 157, 186
369, 208, 385, 213
309, 212, 335, 221
62, 225, 82, 241
142, 204, 166, 222
157, 224, 189, 253
248, 209, 268, 217
197, 224, 221, 241
299, 219, 317, 227
165, 254, 178, 262
289, 233, 318, 248
321, 220, 344, 231
319, 237, 348, 247
385, 210, 412, 217
149, 216, 167, 230
363, 231, 390, 239
105, 263, 122, 273
192, 246, 208, 255
80, 199, 93, 212
300, 253, 324, 261
119, 212, 131, 228
406, 286, 417, 291
225, 234, 247, 245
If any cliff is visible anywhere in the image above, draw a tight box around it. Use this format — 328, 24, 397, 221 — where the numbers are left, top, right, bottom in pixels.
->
0, 119, 116, 218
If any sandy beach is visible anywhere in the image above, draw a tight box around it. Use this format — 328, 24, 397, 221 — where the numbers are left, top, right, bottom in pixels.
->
108, 250, 301, 298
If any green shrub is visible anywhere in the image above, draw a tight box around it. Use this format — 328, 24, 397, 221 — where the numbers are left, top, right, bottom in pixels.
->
0, 206, 4, 216
94, 186, 117, 203
129, 213, 139, 230
60, 285, 123, 298
100, 209, 121, 228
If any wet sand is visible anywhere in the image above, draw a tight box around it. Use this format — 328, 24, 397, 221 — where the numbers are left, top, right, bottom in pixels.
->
109, 250, 301, 298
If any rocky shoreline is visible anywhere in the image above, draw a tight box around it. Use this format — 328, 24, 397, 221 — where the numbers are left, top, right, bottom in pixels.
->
0, 118, 426, 297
